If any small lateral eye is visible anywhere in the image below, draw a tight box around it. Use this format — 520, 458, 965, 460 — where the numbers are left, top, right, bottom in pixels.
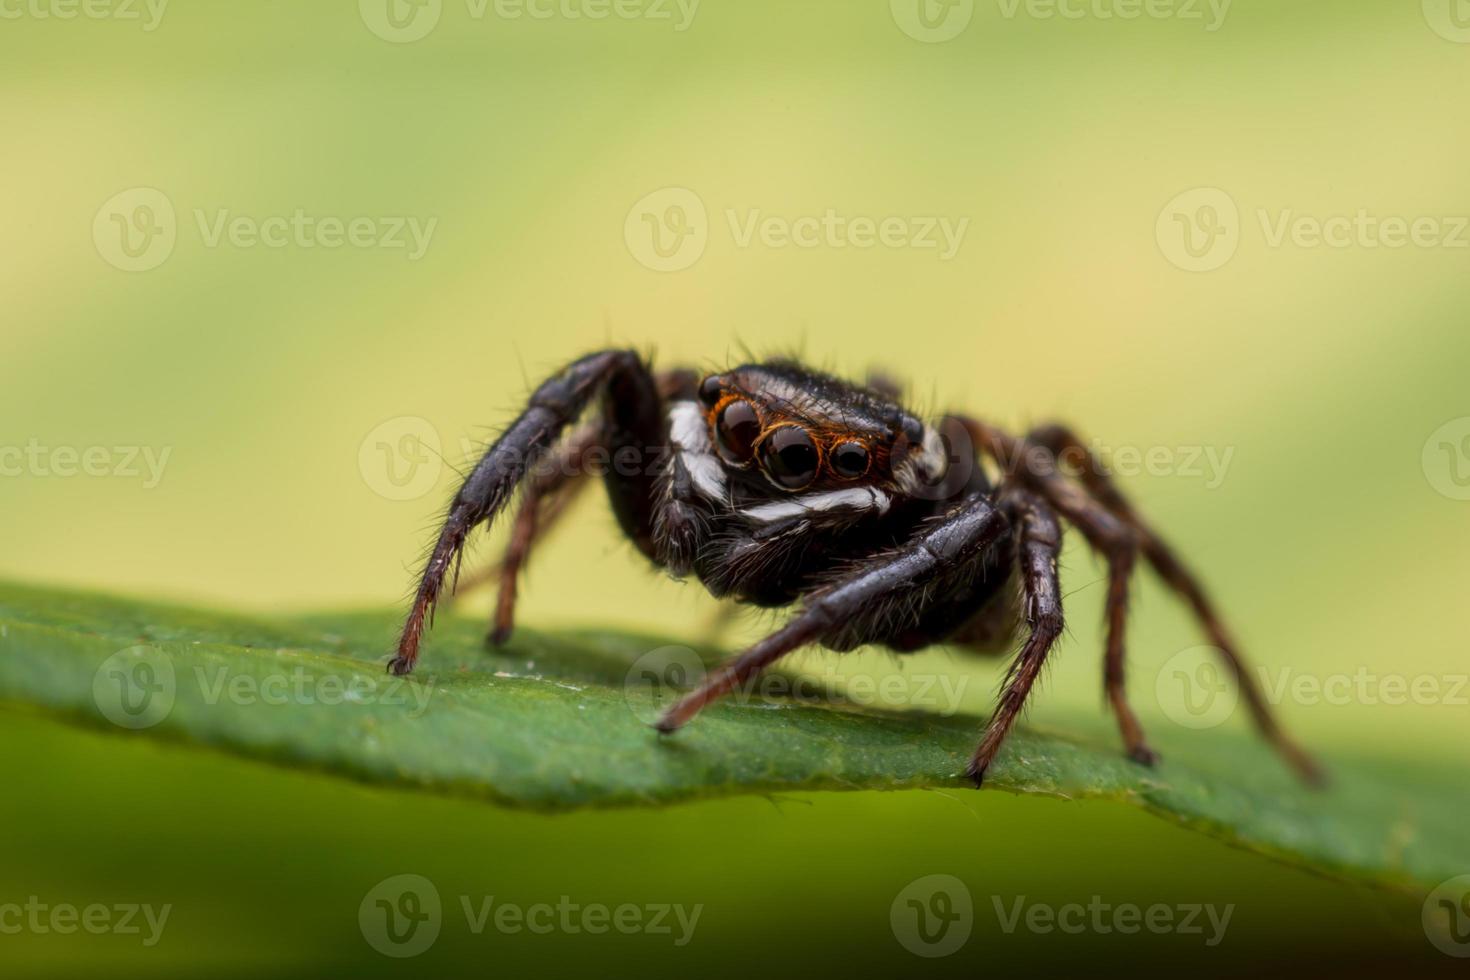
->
698, 375, 723, 406
760, 426, 820, 490
715, 399, 761, 464
830, 441, 869, 479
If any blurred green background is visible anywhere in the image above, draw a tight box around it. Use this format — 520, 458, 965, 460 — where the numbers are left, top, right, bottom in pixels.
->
2, 0, 1468, 974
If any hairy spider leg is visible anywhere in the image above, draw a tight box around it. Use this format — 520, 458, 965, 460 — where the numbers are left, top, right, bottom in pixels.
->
654, 492, 1010, 735
487, 427, 598, 645
968, 488, 1066, 785
390, 349, 661, 676
1024, 423, 1324, 785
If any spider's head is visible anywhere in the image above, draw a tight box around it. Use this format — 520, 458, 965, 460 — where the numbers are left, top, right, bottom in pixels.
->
694, 362, 948, 497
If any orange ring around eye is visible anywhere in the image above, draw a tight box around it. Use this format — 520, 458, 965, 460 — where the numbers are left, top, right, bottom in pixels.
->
828, 439, 871, 480
710, 395, 762, 466
757, 425, 822, 491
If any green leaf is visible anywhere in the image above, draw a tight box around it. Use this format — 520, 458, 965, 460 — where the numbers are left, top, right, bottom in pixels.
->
0, 581, 1461, 892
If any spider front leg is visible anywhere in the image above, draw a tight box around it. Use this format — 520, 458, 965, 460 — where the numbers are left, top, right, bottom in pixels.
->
654, 493, 1019, 769
390, 348, 660, 676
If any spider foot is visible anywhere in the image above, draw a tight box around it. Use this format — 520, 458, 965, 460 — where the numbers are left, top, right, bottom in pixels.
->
965, 761, 988, 789
1127, 744, 1161, 768
486, 626, 512, 648
386, 655, 414, 677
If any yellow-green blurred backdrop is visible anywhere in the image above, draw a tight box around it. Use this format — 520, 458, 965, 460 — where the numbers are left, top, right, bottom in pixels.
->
2, 0, 1468, 974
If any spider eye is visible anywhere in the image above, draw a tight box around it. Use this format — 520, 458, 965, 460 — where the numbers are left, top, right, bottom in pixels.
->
760, 426, 819, 490
697, 375, 723, 406
715, 399, 761, 464
830, 441, 869, 479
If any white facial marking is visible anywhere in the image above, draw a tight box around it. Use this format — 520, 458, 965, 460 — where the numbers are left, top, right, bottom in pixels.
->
742, 487, 891, 524
668, 400, 726, 501
895, 423, 949, 494
919, 424, 947, 478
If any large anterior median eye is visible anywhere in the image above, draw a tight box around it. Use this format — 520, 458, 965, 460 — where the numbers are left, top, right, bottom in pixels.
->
715, 399, 761, 464
760, 426, 820, 490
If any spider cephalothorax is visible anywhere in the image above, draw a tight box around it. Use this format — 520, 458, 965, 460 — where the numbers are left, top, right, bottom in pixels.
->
387, 348, 1321, 787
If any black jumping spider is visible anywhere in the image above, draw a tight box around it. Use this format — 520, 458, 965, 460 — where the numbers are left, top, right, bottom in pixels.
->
388, 349, 1320, 787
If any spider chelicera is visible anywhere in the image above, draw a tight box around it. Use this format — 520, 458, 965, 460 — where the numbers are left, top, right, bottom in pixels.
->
388, 348, 1321, 787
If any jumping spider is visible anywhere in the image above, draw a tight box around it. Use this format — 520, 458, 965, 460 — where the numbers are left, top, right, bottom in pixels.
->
388, 349, 1321, 787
